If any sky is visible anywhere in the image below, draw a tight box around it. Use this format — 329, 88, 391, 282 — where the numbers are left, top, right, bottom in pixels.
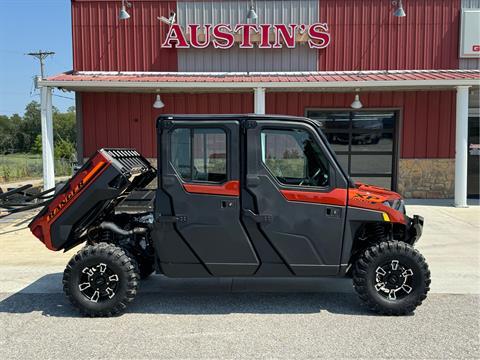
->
0, 0, 73, 116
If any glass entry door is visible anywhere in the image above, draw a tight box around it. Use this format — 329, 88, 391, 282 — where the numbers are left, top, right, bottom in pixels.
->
468, 116, 479, 198
306, 110, 397, 190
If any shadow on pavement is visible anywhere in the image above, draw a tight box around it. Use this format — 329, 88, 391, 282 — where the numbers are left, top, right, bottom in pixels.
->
0, 273, 376, 317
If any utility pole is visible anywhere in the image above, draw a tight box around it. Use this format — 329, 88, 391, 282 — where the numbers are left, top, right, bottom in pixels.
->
27, 50, 55, 80
27, 50, 56, 190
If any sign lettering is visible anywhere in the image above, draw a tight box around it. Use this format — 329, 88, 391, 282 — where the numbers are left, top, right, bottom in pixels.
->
161, 23, 331, 49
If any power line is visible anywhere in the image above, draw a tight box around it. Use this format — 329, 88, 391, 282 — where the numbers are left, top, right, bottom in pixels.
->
52, 94, 75, 101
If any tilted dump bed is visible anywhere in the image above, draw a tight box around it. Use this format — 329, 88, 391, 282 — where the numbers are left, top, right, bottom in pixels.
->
29, 149, 156, 251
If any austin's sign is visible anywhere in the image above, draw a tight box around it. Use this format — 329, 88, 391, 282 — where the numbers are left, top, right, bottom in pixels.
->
161, 23, 331, 49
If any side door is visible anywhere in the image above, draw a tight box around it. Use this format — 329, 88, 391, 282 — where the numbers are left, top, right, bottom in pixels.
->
158, 119, 259, 276
244, 120, 348, 276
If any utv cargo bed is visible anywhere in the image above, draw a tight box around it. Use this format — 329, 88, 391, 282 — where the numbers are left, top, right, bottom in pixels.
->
29, 149, 156, 251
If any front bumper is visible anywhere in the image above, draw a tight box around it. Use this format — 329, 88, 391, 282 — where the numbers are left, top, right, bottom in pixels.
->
406, 215, 424, 244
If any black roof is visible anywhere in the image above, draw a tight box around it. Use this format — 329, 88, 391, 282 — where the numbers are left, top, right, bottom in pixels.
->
157, 113, 313, 125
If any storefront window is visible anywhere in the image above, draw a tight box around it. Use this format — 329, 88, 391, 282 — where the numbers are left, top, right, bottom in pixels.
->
307, 110, 397, 190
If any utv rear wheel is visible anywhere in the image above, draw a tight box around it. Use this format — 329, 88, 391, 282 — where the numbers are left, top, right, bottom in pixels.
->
63, 243, 139, 317
353, 241, 430, 315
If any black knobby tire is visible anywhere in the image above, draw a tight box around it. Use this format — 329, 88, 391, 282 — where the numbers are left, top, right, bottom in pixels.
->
63, 243, 139, 317
353, 241, 431, 315
122, 249, 155, 280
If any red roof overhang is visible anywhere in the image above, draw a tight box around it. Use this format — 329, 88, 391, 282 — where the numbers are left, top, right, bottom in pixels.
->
39, 70, 480, 93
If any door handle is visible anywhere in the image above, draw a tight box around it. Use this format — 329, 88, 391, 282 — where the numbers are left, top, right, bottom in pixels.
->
221, 200, 237, 208
243, 210, 273, 223
325, 207, 342, 218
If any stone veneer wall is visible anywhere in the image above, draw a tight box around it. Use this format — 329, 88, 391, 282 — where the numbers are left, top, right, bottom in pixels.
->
146, 158, 455, 198
397, 159, 455, 199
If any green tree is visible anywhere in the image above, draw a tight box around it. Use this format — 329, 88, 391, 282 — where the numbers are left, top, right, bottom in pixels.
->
55, 138, 76, 161
54, 108, 76, 145
0, 101, 76, 157
0, 115, 11, 153
17, 101, 41, 152
0, 114, 22, 153
30, 134, 43, 154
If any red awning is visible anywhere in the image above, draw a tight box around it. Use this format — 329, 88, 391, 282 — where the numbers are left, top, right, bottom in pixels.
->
40, 69, 480, 92
46, 69, 479, 83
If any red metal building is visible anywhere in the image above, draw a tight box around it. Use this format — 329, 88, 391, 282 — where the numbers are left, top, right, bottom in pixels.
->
39, 0, 480, 202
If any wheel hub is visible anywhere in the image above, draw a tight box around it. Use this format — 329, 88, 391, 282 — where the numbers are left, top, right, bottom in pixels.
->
375, 259, 414, 301
78, 263, 119, 303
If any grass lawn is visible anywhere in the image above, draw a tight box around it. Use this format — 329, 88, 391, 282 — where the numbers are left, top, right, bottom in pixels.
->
0, 153, 72, 183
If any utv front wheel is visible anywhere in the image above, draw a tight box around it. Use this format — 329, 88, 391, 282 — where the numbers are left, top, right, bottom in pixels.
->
353, 241, 430, 315
63, 243, 139, 317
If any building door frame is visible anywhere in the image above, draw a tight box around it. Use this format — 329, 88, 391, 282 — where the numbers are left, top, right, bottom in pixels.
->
467, 115, 480, 198
305, 107, 402, 191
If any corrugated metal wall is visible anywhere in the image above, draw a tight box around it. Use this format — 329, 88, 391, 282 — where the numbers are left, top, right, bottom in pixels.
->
82, 90, 456, 159
72, 0, 463, 72
266, 91, 457, 159
73, 1, 461, 160
177, 0, 318, 71
461, 0, 480, 7
72, 0, 178, 71
81, 92, 253, 157
318, 0, 460, 70
460, 0, 480, 70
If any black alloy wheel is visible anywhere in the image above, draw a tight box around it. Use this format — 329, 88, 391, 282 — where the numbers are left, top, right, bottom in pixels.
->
374, 259, 414, 301
353, 240, 431, 315
63, 243, 139, 317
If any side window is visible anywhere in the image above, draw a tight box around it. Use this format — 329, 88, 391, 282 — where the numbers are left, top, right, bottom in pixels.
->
170, 128, 227, 183
261, 128, 330, 187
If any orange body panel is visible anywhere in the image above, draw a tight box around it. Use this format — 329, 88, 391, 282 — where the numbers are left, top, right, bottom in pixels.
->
280, 183, 406, 224
183, 180, 240, 197
29, 153, 111, 251
280, 188, 347, 206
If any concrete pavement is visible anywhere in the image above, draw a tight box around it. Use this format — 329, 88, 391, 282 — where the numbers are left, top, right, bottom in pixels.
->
1, 292, 478, 359
0, 200, 479, 359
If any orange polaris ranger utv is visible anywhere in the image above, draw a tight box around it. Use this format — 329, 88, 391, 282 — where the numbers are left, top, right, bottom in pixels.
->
29, 115, 429, 317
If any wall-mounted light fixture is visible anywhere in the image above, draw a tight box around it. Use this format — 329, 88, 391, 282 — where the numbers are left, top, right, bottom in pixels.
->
247, 1, 258, 21
392, 0, 406, 17
119, 0, 132, 20
350, 89, 363, 109
153, 93, 165, 109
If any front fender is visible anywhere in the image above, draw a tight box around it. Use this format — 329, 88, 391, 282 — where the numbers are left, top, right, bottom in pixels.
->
406, 215, 424, 245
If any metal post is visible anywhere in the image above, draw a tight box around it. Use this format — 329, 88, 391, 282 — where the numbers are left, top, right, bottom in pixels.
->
40, 86, 55, 191
75, 93, 84, 165
454, 86, 470, 208
254, 87, 266, 115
